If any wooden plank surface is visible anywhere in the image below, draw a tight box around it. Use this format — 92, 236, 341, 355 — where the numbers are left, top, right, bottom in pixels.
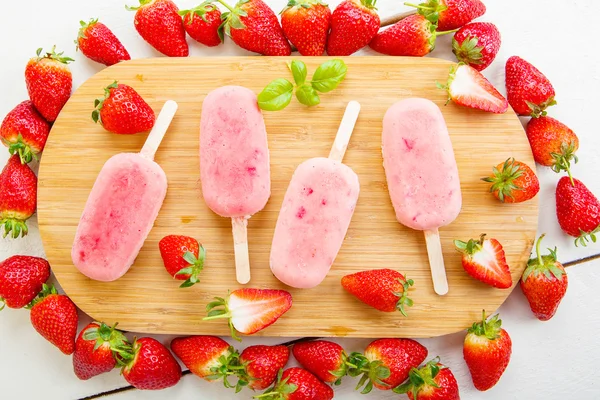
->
37, 57, 538, 338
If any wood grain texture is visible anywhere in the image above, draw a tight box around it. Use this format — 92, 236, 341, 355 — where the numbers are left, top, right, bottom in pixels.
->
37, 57, 538, 338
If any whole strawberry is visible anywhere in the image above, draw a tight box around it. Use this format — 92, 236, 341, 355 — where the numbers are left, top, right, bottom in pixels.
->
454, 234, 512, 289
25, 47, 73, 122
127, 0, 189, 57
349, 338, 428, 393
28, 284, 78, 355
341, 269, 414, 315
170, 336, 236, 385
159, 235, 206, 288
505, 56, 556, 117
281, 0, 331, 56
293, 340, 349, 385
0, 155, 37, 238
526, 116, 578, 181
179, 2, 223, 47
0, 255, 50, 309
482, 158, 539, 203
0, 101, 51, 163
556, 177, 600, 246
370, 14, 455, 57
260, 367, 334, 400
119, 337, 182, 390
327, 0, 380, 56
393, 358, 460, 400
407, 0, 486, 31
73, 322, 129, 380
76, 19, 131, 66
236, 345, 290, 391
463, 312, 512, 391
221, 0, 291, 56
520, 234, 568, 321
452, 22, 501, 71
92, 81, 155, 134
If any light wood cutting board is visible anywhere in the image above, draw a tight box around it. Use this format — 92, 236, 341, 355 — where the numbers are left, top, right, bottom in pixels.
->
37, 57, 538, 338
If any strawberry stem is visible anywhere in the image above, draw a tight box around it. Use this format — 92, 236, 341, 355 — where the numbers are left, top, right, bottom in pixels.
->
436, 28, 459, 36
535, 234, 545, 267
215, 0, 235, 12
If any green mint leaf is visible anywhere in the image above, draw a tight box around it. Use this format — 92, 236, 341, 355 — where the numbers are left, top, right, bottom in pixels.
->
311, 59, 348, 93
290, 60, 307, 86
295, 84, 320, 107
258, 78, 294, 111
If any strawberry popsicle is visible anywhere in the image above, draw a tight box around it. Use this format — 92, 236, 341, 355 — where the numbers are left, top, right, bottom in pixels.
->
382, 98, 462, 295
72, 100, 178, 282
271, 101, 361, 289
200, 86, 270, 284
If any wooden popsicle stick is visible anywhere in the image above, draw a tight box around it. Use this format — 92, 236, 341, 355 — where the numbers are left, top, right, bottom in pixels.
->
328, 101, 361, 162
140, 100, 178, 160
424, 229, 449, 296
231, 216, 251, 285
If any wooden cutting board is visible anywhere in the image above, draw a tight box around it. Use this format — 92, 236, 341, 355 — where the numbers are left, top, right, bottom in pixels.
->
37, 57, 538, 338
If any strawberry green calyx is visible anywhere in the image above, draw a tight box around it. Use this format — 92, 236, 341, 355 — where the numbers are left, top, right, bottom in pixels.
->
76, 18, 99, 48
527, 98, 557, 119
576, 226, 600, 248
84, 322, 129, 352
454, 233, 486, 256
281, 0, 327, 13
205, 347, 243, 390
328, 350, 357, 385
394, 275, 415, 317
481, 157, 524, 203
125, 0, 155, 12
1, 218, 29, 239
35, 46, 74, 65
179, 1, 218, 24
522, 234, 565, 282
551, 141, 578, 185
452, 35, 484, 66
6, 134, 39, 164
25, 283, 57, 309
254, 369, 297, 399
92, 81, 119, 125
203, 293, 241, 341
218, 0, 247, 38
468, 310, 502, 340
393, 358, 444, 395
346, 352, 391, 394
360, 0, 377, 10
405, 0, 447, 25
175, 246, 206, 288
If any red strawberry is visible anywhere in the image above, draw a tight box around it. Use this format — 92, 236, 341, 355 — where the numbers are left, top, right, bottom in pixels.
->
505, 56, 556, 117
170, 336, 236, 384
482, 158, 540, 203
281, 0, 331, 56
118, 337, 182, 390
236, 345, 290, 391
556, 177, 600, 246
0, 255, 50, 309
220, 0, 291, 56
76, 19, 131, 66
159, 235, 206, 288
407, 0, 486, 31
454, 234, 512, 289
28, 284, 78, 355
349, 338, 428, 393
341, 269, 414, 314
204, 288, 292, 340
327, 0, 380, 56
520, 234, 568, 321
452, 22, 501, 71
73, 322, 129, 380
25, 47, 73, 122
127, 0, 189, 57
259, 367, 334, 400
439, 63, 508, 114
526, 116, 578, 181
463, 312, 512, 391
179, 2, 223, 47
0, 155, 37, 238
293, 340, 349, 385
393, 359, 460, 400
0, 101, 51, 163
370, 14, 455, 57
92, 81, 155, 134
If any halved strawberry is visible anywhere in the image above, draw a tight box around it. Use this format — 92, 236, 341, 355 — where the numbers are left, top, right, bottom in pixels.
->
203, 289, 293, 341
438, 63, 508, 114
454, 234, 512, 289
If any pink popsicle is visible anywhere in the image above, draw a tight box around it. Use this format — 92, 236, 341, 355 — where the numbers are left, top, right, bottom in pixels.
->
72, 101, 178, 282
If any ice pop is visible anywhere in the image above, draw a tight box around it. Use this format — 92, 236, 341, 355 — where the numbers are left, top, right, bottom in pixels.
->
199, 86, 270, 285
270, 101, 361, 289
72, 100, 178, 282
382, 98, 462, 295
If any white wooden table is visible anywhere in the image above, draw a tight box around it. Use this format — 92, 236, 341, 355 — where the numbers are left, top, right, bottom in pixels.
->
1, 0, 599, 398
